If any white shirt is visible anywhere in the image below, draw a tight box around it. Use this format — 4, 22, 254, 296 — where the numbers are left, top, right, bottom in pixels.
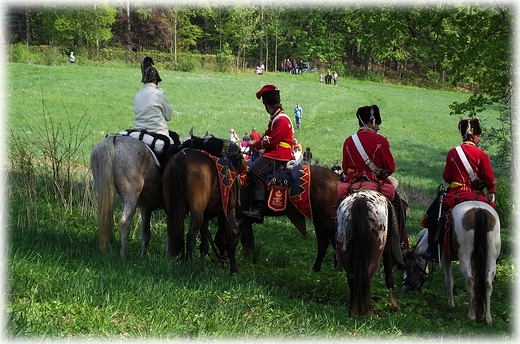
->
133, 83, 173, 137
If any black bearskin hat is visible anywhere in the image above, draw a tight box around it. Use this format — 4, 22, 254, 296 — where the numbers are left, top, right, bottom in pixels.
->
141, 56, 162, 83
256, 84, 281, 105
356, 105, 381, 127
458, 118, 481, 140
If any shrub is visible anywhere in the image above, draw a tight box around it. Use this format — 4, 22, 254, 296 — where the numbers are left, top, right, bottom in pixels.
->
175, 53, 200, 72
494, 178, 514, 228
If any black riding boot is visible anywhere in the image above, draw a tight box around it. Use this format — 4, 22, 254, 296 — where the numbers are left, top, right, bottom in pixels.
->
242, 200, 264, 224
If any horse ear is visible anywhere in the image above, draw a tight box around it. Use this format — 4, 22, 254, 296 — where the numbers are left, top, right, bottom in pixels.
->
205, 130, 209, 137
189, 127, 194, 137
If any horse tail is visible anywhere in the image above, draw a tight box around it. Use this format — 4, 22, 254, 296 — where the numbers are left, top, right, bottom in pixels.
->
351, 196, 371, 315
90, 136, 116, 250
167, 150, 188, 257
473, 207, 488, 320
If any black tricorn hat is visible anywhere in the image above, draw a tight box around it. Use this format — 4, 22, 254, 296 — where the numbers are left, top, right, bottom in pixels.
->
356, 105, 381, 127
141, 56, 162, 83
458, 118, 481, 139
256, 84, 281, 105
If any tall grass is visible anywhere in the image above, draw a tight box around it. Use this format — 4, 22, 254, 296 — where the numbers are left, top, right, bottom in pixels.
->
5, 62, 514, 340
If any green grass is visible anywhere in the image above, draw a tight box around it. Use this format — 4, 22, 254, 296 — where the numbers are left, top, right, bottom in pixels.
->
5, 62, 514, 340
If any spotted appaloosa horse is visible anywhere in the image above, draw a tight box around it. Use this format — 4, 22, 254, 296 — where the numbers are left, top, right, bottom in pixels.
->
404, 201, 501, 324
335, 189, 404, 316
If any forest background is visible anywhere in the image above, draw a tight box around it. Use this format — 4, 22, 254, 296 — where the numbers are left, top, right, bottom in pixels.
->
5, 1, 516, 214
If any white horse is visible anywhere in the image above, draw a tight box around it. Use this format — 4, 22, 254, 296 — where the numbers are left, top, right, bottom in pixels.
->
404, 201, 501, 324
336, 189, 403, 316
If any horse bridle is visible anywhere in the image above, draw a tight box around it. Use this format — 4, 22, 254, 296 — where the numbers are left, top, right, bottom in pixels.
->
402, 250, 435, 291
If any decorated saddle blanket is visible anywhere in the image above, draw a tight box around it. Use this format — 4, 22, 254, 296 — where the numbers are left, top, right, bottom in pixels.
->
116, 129, 181, 169
198, 149, 246, 216
337, 179, 395, 201
241, 163, 313, 220
117, 129, 173, 154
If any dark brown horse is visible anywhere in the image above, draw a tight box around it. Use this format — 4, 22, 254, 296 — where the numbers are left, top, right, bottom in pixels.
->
237, 165, 341, 272
162, 148, 240, 273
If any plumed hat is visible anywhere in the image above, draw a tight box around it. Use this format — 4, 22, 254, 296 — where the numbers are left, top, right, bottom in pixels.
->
256, 84, 281, 105
356, 105, 381, 127
458, 118, 481, 139
141, 56, 162, 83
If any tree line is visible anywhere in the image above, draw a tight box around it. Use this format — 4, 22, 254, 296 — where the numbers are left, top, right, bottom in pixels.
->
6, 2, 515, 173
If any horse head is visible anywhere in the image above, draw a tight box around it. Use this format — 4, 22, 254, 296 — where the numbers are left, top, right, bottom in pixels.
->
402, 228, 430, 291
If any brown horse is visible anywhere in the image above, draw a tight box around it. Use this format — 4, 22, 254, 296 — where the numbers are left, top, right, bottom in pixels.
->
237, 165, 341, 272
162, 148, 240, 273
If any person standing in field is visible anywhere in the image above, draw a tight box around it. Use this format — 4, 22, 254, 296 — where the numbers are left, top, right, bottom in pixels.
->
242, 85, 294, 223
420, 118, 496, 262
69, 52, 75, 63
294, 102, 303, 129
133, 56, 173, 140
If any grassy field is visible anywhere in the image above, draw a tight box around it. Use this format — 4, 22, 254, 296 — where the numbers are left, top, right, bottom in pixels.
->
5, 62, 515, 340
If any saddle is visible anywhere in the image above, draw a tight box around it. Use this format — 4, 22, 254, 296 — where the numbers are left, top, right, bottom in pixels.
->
337, 178, 395, 200
116, 129, 180, 168
241, 162, 313, 219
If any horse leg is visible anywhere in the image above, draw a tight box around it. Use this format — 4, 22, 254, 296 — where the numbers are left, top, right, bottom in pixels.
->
457, 251, 476, 320
224, 210, 238, 274
312, 217, 335, 272
186, 212, 204, 260
118, 196, 138, 257
199, 220, 209, 258
382, 247, 398, 313
238, 218, 255, 258
442, 254, 456, 308
140, 207, 152, 257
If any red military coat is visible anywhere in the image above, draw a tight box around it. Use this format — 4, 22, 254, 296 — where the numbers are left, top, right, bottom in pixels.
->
253, 109, 294, 162
443, 141, 496, 200
342, 127, 396, 184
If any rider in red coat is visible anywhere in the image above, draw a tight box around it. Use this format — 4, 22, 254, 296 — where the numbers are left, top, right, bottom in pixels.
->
340, 105, 407, 248
421, 118, 496, 262
342, 105, 396, 185
443, 118, 496, 207
242, 85, 294, 223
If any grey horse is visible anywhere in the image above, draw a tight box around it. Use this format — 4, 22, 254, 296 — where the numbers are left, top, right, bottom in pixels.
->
90, 135, 165, 257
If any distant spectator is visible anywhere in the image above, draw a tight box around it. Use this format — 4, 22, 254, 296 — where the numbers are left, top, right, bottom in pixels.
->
331, 160, 344, 181
293, 145, 302, 164
229, 128, 239, 143
69, 51, 75, 63
313, 158, 321, 166
303, 147, 313, 165
294, 102, 303, 129
241, 134, 251, 156
319, 74, 323, 84
293, 138, 302, 152
334, 71, 338, 86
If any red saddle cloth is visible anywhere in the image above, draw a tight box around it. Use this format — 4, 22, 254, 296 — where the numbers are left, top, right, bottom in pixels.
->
240, 164, 313, 220
337, 180, 395, 201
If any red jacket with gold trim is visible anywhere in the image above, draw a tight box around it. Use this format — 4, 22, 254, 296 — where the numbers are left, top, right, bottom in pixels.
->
253, 109, 294, 162
342, 128, 396, 185
443, 141, 496, 194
